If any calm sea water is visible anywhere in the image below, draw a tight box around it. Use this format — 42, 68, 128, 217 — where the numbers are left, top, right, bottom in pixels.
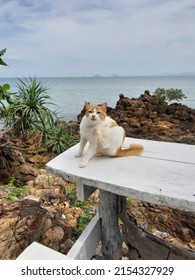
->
1, 76, 195, 121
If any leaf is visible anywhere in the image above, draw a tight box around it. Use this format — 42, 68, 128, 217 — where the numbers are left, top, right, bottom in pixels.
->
0, 48, 7, 56
0, 49, 8, 66
2, 84, 10, 91
0, 58, 8, 66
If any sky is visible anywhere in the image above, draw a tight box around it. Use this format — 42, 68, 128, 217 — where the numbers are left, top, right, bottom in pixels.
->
0, 0, 195, 77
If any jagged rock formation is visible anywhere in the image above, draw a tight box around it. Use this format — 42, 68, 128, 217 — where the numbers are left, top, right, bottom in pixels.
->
108, 92, 195, 144
0, 131, 39, 184
77, 91, 195, 144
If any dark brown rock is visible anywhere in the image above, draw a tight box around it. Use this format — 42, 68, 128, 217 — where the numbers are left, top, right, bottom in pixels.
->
0, 199, 47, 259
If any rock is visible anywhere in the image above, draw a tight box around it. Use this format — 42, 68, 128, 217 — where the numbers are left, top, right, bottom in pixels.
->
157, 213, 169, 223
0, 199, 47, 259
27, 171, 67, 196
42, 226, 64, 250
181, 228, 191, 242
189, 241, 195, 250
28, 154, 51, 164
60, 239, 74, 254
64, 213, 77, 228
181, 228, 190, 236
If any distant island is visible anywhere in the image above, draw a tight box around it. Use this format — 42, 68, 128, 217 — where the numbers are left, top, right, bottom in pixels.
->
91, 73, 195, 78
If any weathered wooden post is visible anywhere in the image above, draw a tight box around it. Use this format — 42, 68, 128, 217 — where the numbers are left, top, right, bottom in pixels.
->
98, 189, 123, 259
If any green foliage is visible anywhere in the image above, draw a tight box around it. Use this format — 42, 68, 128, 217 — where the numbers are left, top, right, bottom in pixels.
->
6, 176, 27, 200
154, 88, 186, 103
66, 184, 92, 242
66, 185, 77, 201
72, 210, 92, 242
46, 123, 78, 154
2, 75, 77, 154
126, 198, 134, 208
5, 77, 56, 137
66, 185, 88, 207
44, 176, 52, 187
0, 48, 8, 66
7, 176, 21, 188
0, 48, 13, 120
154, 88, 187, 113
0, 83, 13, 107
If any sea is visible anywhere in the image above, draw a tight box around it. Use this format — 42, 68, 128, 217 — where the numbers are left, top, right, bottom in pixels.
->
0, 76, 195, 122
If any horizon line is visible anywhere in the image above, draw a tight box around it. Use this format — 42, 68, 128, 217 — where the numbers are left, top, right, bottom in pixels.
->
1, 73, 195, 79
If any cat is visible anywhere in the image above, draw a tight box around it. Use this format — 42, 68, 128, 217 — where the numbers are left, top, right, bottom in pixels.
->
75, 102, 144, 168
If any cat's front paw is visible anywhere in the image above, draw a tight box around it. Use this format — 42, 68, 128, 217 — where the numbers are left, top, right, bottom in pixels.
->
79, 161, 88, 168
74, 153, 82, 158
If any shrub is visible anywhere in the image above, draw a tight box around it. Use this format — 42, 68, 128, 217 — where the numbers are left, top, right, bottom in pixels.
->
154, 88, 187, 113
47, 123, 78, 154
154, 88, 186, 103
5, 77, 56, 137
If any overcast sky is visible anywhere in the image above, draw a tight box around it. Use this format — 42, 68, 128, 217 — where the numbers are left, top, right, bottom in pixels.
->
1, 0, 195, 77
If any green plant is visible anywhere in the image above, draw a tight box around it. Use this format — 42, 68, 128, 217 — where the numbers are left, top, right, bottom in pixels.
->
0, 48, 8, 66
154, 88, 186, 113
66, 184, 92, 241
6, 176, 27, 200
7, 176, 20, 187
0, 83, 13, 106
5, 77, 56, 137
47, 123, 78, 154
154, 88, 186, 103
66, 185, 88, 207
72, 210, 92, 242
0, 49, 13, 120
126, 198, 134, 208
44, 176, 52, 187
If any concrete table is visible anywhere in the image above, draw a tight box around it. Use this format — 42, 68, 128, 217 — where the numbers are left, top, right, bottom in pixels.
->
46, 137, 195, 259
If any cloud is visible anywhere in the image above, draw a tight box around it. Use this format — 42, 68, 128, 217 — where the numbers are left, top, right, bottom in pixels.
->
1, 0, 195, 76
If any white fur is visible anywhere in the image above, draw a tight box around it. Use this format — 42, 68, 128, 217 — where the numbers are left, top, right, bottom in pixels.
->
75, 110, 125, 167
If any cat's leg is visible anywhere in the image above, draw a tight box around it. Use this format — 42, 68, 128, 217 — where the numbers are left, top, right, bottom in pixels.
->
94, 129, 108, 148
74, 137, 87, 158
79, 144, 96, 168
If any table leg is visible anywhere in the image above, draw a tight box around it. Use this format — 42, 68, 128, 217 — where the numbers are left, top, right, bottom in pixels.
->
98, 189, 122, 259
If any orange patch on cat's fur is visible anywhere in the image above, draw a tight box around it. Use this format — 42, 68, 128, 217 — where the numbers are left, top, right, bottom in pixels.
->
109, 121, 117, 128
115, 144, 144, 157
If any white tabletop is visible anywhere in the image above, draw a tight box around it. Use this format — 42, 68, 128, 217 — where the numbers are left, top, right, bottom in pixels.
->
46, 138, 195, 212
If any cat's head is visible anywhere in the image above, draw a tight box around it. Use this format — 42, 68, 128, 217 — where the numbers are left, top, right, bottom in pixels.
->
84, 102, 107, 122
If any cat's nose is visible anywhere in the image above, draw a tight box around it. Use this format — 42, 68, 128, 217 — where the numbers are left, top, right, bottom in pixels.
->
91, 115, 96, 120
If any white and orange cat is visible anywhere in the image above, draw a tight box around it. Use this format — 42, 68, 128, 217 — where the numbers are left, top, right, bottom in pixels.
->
75, 102, 144, 168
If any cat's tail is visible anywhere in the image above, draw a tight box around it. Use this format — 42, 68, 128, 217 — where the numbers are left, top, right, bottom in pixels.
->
115, 144, 144, 157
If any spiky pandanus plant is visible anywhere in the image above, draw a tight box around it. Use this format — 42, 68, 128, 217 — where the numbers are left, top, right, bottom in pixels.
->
6, 77, 56, 137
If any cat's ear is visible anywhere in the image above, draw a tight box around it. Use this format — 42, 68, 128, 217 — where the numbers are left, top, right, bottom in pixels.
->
85, 102, 91, 110
101, 102, 107, 112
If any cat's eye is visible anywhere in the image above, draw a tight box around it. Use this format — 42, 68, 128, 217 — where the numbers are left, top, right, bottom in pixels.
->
88, 110, 92, 113
97, 111, 101, 114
